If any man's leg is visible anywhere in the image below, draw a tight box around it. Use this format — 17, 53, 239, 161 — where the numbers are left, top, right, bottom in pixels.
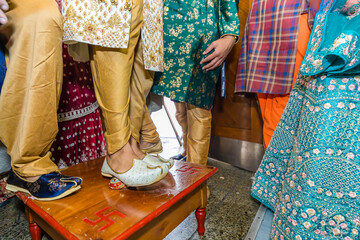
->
0, 0, 82, 201
174, 101, 187, 156
127, 39, 164, 156
0, 0, 62, 178
90, 0, 167, 177
186, 104, 211, 166
140, 108, 161, 147
129, 40, 154, 142
128, 40, 159, 151
257, 93, 289, 148
257, 13, 311, 148
91, 0, 144, 157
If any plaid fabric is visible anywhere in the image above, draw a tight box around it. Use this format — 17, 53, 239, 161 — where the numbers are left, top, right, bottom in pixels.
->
235, 0, 310, 94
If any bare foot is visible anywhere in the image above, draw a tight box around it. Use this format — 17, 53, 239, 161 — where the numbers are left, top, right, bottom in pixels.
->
130, 137, 146, 159
108, 143, 139, 172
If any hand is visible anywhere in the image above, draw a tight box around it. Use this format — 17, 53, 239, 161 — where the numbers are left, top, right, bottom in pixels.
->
200, 35, 236, 71
0, 0, 8, 25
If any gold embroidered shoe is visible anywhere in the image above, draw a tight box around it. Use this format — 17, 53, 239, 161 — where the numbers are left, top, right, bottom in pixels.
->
101, 158, 167, 187
142, 154, 169, 174
140, 141, 163, 154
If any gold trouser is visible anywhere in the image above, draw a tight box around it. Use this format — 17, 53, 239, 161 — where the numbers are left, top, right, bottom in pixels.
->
174, 102, 212, 165
91, 0, 158, 154
129, 41, 159, 144
174, 101, 188, 151
139, 108, 160, 144
0, 0, 63, 177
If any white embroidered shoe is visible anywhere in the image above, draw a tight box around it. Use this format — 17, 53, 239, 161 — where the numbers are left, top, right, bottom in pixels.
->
155, 154, 174, 169
101, 157, 167, 187
142, 154, 169, 174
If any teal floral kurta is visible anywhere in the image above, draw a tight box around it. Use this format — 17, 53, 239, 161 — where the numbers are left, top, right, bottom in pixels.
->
251, 0, 360, 239
151, 0, 240, 109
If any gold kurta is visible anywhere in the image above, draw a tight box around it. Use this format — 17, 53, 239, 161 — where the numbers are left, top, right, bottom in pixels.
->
62, 0, 164, 71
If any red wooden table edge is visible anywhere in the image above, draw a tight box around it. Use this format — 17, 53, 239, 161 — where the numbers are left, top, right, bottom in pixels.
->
17, 193, 79, 240
16, 166, 218, 240
114, 167, 218, 240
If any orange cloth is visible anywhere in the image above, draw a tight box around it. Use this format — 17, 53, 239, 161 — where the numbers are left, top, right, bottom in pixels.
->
258, 13, 311, 148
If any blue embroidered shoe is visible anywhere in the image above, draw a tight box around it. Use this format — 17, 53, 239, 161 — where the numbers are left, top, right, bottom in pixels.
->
171, 153, 186, 161
6, 171, 82, 201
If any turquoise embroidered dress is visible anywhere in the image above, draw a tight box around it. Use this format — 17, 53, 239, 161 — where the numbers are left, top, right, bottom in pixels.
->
151, 0, 240, 109
251, 0, 360, 239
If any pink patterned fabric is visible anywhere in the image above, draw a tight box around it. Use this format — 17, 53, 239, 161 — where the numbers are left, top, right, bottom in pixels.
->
55, 0, 61, 11
50, 45, 106, 169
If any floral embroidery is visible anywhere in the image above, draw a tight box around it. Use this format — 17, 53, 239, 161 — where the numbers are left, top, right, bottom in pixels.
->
62, 0, 164, 71
251, 0, 360, 238
151, 0, 240, 109
62, 0, 131, 49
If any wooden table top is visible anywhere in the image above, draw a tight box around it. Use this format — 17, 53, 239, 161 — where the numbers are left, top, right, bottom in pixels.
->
17, 158, 217, 240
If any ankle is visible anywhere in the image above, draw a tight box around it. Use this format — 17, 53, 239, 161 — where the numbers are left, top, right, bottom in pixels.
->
23, 175, 40, 182
131, 142, 146, 159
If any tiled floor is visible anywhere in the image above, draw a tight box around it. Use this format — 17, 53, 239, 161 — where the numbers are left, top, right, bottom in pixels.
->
0, 99, 261, 239
245, 204, 273, 240
165, 157, 260, 240
255, 207, 273, 240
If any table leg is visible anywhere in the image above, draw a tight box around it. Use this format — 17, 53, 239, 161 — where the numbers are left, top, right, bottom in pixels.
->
195, 208, 206, 236
25, 206, 42, 240
29, 222, 42, 240
196, 184, 208, 236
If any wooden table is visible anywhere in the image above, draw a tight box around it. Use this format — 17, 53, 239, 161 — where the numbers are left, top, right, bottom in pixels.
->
15, 158, 217, 240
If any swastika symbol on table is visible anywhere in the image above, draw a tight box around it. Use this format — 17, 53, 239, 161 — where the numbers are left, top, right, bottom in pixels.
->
176, 165, 202, 174
83, 206, 126, 232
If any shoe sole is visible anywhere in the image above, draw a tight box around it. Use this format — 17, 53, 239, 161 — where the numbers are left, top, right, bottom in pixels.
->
5, 184, 81, 201
101, 172, 113, 178
101, 171, 166, 187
